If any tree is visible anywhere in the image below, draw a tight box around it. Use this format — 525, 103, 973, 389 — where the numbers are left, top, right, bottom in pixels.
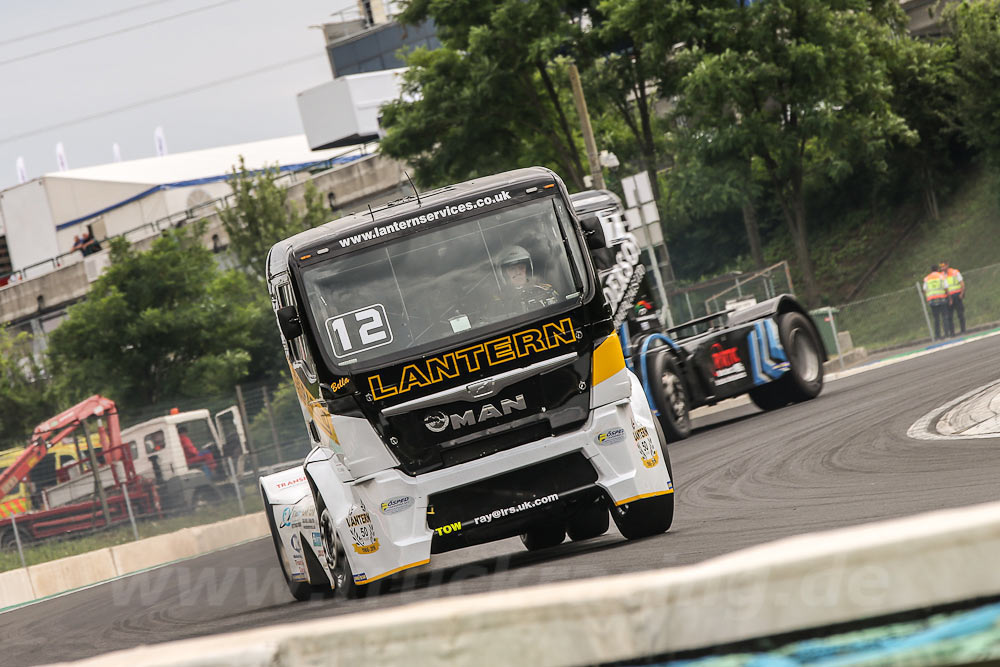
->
672, 0, 912, 304
218, 157, 329, 280
947, 0, 1000, 172
0, 327, 58, 448
588, 0, 731, 201
46, 224, 279, 411
665, 144, 768, 269
884, 34, 957, 220
381, 0, 589, 189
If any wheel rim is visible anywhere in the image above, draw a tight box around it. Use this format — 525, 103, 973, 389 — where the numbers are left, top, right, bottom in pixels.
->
320, 509, 344, 588
790, 329, 820, 382
660, 370, 688, 423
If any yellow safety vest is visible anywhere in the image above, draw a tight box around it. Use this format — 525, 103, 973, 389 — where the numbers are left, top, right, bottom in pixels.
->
924, 272, 947, 301
944, 268, 963, 295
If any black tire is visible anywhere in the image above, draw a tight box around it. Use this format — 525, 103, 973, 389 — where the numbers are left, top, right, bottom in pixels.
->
750, 312, 824, 410
610, 492, 674, 540
321, 507, 368, 600
262, 491, 325, 602
647, 350, 692, 442
748, 381, 790, 411
566, 500, 609, 541
610, 418, 675, 540
778, 311, 824, 402
653, 418, 675, 483
520, 522, 566, 551
0, 527, 21, 553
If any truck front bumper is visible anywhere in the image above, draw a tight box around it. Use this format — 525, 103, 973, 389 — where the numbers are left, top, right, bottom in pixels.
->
331, 369, 672, 586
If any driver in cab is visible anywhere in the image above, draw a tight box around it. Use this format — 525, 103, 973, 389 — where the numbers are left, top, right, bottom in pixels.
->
493, 245, 560, 315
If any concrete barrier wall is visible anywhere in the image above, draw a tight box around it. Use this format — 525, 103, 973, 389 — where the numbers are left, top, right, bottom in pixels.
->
110, 529, 200, 576
0, 568, 35, 609
49, 499, 1000, 667
27, 548, 118, 600
189, 513, 267, 555
1, 512, 266, 610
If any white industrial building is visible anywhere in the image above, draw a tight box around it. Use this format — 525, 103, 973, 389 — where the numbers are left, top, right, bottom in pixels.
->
0, 135, 360, 281
296, 1, 437, 151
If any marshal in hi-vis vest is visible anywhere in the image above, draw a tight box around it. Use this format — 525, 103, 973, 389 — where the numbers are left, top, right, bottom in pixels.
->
923, 271, 947, 302
944, 267, 963, 296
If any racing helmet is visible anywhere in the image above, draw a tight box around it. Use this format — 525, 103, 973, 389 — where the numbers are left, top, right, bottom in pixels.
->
498, 245, 533, 282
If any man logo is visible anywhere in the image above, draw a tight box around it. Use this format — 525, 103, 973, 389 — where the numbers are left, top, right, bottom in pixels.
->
424, 394, 528, 432
425, 411, 450, 433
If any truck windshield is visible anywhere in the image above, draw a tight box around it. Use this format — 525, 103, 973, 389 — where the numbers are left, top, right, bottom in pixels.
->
300, 196, 586, 371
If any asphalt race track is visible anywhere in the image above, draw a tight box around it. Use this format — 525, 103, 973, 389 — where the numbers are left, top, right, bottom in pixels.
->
6, 335, 1000, 666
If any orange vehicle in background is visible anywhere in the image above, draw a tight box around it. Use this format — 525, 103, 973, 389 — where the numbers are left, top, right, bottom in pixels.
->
0, 396, 250, 551
0, 440, 94, 518
0, 396, 160, 550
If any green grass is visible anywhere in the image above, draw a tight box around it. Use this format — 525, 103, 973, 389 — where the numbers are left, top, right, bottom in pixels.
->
0, 485, 263, 573
780, 165, 1000, 352
831, 171, 1000, 352
850, 166, 1000, 302
833, 286, 933, 352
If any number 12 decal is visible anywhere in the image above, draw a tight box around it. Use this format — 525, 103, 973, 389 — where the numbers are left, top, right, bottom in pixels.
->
325, 304, 393, 358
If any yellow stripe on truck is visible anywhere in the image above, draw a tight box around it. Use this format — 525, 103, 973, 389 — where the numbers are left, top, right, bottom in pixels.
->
592, 333, 626, 386
614, 488, 674, 506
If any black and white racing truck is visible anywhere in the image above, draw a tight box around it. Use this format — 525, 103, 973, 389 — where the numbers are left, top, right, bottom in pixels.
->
259, 168, 824, 601
569, 188, 827, 441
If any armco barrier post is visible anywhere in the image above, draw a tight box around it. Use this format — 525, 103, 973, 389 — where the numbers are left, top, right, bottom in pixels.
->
916, 281, 935, 341
263, 389, 284, 464
227, 458, 246, 516
11, 512, 26, 569
121, 484, 139, 541
235, 384, 260, 478
827, 307, 845, 371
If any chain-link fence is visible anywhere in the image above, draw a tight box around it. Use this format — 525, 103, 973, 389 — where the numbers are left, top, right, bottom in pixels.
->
664, 261, 795, 326
0, 380, 310, 572
825, 261, 1000, 356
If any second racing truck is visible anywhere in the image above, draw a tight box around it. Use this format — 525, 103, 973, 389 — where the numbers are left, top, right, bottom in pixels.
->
569, 188, 826, 441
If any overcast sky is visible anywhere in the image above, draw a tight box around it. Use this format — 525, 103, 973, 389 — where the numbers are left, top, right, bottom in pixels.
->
0, 0, 356, 192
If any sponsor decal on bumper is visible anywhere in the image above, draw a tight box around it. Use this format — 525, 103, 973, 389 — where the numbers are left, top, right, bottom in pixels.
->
380, 495, 414, 514
471, 494, 559, 525
346, 503, 380, 555
632, 423, 659, 468
596, 427, 626, 445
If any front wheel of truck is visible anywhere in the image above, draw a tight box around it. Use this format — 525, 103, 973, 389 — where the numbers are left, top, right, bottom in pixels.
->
567, 499, 610, 541
610, 419, 674, 540
263, 494, 325, 602
320, 507, 368, 600
610, 491, 674, 540
521, 522, 566, 551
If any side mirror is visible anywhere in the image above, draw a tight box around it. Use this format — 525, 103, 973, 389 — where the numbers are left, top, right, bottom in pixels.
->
276, 305, 302, 340
584, 228, 606, 251
579, 217, 608, 251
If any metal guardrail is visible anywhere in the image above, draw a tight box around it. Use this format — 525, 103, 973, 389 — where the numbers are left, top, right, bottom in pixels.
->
826, 261, 1000, 354
703, 261, 794, 313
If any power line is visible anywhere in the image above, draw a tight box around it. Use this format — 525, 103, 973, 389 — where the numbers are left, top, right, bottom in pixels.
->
0, 0, 183, 48
0, 53, 325, 146
0, 0, 242, 68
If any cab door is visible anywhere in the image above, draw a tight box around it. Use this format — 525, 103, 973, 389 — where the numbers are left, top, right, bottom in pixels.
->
214, 407, 247, 475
